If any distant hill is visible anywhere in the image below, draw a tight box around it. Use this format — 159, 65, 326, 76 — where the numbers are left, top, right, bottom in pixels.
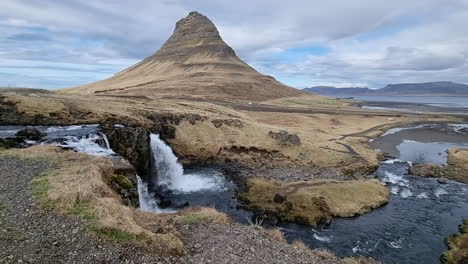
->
61, 11, 307, 102
304, 82, 468, 97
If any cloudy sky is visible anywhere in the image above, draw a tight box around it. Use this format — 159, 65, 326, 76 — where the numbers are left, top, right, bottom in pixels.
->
1, 0, 468, 89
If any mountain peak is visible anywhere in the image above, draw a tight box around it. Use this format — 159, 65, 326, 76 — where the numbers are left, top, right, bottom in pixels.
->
148, 11, 235, 62
63, 12, 306, 101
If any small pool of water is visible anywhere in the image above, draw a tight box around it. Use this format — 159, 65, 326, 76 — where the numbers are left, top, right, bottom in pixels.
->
397, 140, 468, 165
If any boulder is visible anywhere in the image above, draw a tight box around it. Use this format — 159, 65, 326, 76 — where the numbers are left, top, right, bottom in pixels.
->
273, 193, 287, 203
437, 178, 448, 184
100, 125, 152, 180
268, 131, 301, 146
409, 164, 442, 178
0, 137, 25, 149
15, 128, 46, 141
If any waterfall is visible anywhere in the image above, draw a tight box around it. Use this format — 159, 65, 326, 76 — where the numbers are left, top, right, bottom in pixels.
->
137, 176, 174, 213
150, 134, 184, 189
98, 131, 111, 149
149, 133, 224, 193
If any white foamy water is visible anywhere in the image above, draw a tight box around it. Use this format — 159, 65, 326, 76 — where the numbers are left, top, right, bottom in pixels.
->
416, 192, 429, 199
434, 188, 448, 198
137, 176, 174, 214
381, 124, 428, 137
313, 232, 332, 243
383, 159, 412, 166
449, 123, 468, 134
45, 124, 98, 132
399, 188, 413, 198
53, 134, 115, 157
150, 134, 185, 189
382, 171, 410, 187
387, 238, 404, 249
150, 134, 224, 193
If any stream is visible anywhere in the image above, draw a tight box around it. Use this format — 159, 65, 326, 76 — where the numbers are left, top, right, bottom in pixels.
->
1, 123, 467, 264
281, 123, 468, 264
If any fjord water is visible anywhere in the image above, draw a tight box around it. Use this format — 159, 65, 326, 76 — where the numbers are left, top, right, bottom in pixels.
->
339, 95, 468, 108
282, 124, 468, 264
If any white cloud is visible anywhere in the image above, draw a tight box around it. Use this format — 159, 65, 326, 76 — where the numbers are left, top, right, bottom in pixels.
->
0, 0, 468, 88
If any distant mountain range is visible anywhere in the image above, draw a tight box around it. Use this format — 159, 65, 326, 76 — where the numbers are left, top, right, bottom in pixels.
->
304, 82, 468, 97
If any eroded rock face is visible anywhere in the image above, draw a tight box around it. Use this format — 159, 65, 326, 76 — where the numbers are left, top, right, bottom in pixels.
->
268, 131, 301, 146
147, 113, 207, 139
108, 158, 139, 207
211, 119, 245, 128
100, 125, 152, 181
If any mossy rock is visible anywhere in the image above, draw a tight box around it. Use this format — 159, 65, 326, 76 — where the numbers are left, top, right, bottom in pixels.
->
441, 220, 468, 264
111, 174, 134, 190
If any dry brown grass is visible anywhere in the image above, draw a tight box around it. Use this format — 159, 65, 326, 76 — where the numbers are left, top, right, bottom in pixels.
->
443, 148, 468, 184
240, 177, 389, 226
2, 88, 460, 175
176, 207, 230, 225
0, 146, 184, 255
265, 95, 353, 109
262, 228, 287, 243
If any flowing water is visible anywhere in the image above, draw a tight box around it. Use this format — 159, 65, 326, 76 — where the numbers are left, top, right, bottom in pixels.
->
0, 124, 115, 156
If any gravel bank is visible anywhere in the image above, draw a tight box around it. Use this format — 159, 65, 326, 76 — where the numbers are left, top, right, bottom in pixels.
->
0, 157, 166, 264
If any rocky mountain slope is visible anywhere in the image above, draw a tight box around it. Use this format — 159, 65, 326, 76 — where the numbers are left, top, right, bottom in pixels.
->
61, 12, 307, 101
305, 81, 468, 97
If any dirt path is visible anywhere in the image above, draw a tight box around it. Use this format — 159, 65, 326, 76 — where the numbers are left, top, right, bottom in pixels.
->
0, 157, 167, 264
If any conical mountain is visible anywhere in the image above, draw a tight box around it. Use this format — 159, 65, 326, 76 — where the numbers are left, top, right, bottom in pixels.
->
62, 12, 307, 101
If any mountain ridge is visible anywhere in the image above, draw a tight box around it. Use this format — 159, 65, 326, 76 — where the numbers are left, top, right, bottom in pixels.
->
304, 81, 468, 97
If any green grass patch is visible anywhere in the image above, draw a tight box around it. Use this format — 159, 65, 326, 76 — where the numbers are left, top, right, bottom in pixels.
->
0, 203, 5, 212
30, 172, 54, 209
68, 202, 95, 222
179, 214, 210, 225
1, 231, 26, 241
96, 227, 149, 241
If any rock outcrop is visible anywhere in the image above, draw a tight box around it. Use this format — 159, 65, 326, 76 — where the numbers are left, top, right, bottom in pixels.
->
409, 164, 442, 178
101, 126, 152, 180
268, 131, 301, 146
239, 178, 389, 226
62, 12, 306, 101
15, 128, 46, 141
442, 148, 468, 184
409, 148, 468, 184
